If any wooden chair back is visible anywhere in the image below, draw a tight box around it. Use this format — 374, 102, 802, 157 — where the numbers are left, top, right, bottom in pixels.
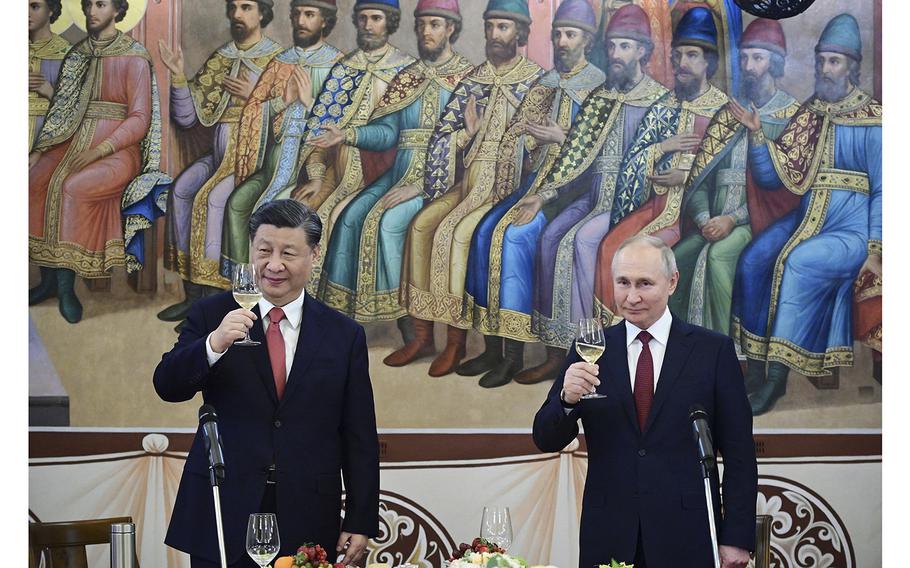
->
29, 516, 133, 568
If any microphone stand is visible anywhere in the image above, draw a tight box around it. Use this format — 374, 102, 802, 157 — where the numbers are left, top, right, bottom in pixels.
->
698, 458, 722, 568
211, 465, 228, 568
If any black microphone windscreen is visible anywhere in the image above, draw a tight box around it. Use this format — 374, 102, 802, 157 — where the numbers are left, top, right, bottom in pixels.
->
199, 404, 217, 423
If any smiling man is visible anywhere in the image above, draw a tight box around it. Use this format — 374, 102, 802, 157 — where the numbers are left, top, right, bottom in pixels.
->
533, 234, 756, 568
155, 199, 379, 568
158, 0, 283, 328
28, 0, 169, 323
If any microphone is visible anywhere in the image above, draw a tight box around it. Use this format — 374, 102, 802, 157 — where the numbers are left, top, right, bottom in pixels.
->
199, 404, 226, 486
689, 404, 716, 477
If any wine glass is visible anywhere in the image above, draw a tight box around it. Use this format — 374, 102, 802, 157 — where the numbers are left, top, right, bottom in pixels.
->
232, 262, 262, 346
480, 505, 513, 551
576, 318, 607, 399
246, 513, 280, 567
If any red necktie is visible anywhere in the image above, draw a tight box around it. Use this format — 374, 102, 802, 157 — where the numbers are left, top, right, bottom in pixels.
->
633, 330, 654, 431
266, 307, 286, 400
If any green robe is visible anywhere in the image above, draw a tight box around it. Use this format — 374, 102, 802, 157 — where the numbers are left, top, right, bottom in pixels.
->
670, 89, 799, 334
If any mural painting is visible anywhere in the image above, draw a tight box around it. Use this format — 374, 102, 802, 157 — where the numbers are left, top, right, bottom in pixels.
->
28, 0, 881, 431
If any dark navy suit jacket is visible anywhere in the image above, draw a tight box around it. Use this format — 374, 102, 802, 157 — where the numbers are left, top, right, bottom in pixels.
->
154, 291, 379, 564
533, 315, 757, 567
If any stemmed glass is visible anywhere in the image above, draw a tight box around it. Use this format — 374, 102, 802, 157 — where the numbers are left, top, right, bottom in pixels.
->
246, 513, 280, 567
576, 318, 607, 399
480, 505, 513, 551
232, 263, 262, 346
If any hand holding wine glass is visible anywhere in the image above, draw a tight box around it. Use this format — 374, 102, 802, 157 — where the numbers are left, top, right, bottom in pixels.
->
232, 263, 262, 346
480, 506, 513, 551
576, 318, 607, 400
247, 513, 280, 567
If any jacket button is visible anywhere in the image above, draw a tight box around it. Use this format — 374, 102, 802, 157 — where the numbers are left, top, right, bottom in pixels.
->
638, 449, 646, 457
274, 420, 282, 428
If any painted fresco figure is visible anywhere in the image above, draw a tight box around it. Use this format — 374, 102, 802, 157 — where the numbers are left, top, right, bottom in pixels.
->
729, 14, 882, 415
387, 0, 545, 376
591, 6, 729, 326
311, 0, 473, 332
29, 0, 70, 149
458, 0, 605, 388
519, 5, 668, 385
219, 0, 415, 281
28, 0, 169, 323
158, 0, 282, 326
158, 0, 337, 327
668, 18, 800, 336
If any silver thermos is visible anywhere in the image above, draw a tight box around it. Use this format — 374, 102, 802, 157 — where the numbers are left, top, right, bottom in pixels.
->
110, 522, 139, 568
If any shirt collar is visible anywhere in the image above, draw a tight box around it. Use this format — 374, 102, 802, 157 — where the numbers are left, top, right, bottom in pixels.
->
259, 290, 306, 330
625, 307, 673, 347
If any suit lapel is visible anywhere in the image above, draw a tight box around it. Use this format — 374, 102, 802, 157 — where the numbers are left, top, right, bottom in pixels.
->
249, 304, 279, 406
603, 323, 638, 433
643, 315, 694, 434
279, 293, 325, 407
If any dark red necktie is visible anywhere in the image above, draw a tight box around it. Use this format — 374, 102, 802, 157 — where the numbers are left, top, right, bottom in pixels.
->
633, 330, 654, 431
266, 307, 286, 400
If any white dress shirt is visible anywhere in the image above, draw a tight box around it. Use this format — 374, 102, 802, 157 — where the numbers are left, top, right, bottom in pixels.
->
625, 307, 672, 393
206, 290, 306, 384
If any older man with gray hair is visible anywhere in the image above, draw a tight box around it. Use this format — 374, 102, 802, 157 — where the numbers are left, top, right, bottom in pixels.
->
533, 234, 757, 567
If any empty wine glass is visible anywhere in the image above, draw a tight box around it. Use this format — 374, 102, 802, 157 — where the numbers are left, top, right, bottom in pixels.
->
246, 513, 280, 567
480, 505, 513, 551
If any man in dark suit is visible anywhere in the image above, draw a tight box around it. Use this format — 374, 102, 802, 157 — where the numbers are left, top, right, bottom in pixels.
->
533, 235, 756, 568
154, 199, 379, 568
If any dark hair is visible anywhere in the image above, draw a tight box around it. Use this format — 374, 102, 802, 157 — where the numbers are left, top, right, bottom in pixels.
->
516, 21, 530, 47
249, 200, 323, 248
47, 0, 63, 24
414, 15, 462, 45
81, 0, 129, 22
704, 48, 718, 79
352, 8, 401, 35
320, 7, 337, 37
258, 2, 273, 27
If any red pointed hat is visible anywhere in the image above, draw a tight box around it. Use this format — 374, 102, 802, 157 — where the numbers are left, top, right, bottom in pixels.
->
605, 4, 653, 46
415, 0, 461, 22
741, 18, 787, 57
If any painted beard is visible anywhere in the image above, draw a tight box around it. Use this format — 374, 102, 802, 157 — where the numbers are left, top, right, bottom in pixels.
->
606, 58, 637, 91
673, 68, 701, 100
87, 15, 116, 34
357, 28, 389, 51
741, 72, 770, 104
418, 39, 448, 62
815, 73, 850, 102
486, 39, 518, 64
230, 21, 254, 43
294, 27, 321, 48
554, 46, 583, 73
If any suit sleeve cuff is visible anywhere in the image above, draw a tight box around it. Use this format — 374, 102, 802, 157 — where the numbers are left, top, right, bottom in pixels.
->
206, 332, 227, 367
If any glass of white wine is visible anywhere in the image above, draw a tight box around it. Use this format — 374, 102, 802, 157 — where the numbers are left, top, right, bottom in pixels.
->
246, 513, 280, 567
232, 263, 262, 346
576, 318, 607, 400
